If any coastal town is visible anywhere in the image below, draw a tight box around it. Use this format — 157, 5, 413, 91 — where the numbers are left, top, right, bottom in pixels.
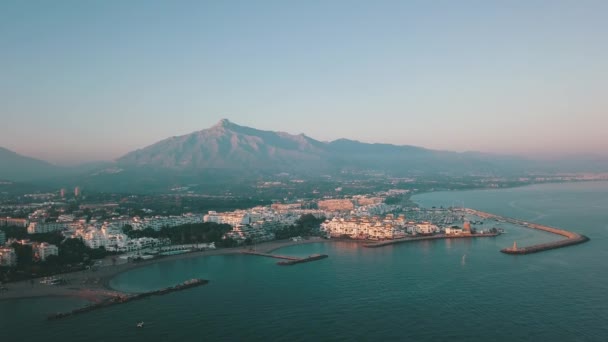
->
0, 185, 490, 280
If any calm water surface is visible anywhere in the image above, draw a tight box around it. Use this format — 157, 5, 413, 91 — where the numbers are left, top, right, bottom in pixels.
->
1, 181, 607, 341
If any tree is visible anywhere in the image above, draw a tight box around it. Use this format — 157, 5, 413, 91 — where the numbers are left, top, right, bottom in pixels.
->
275, 214, 326, 239
0, 226, 28, 239
11, 243, 33, 265
122, 225, 134, 235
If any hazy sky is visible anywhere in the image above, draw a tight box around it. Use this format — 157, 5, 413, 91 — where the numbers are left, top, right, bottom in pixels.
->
1, 1, 607, 164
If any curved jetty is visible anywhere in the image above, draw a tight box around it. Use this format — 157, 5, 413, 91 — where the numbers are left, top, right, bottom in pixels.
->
242, 250, 328, 265
242, 251, 300, 260
363, 233, 499, 248
277, 254, 328, 265
48, 279, 208, 320
466, 209, 589, 255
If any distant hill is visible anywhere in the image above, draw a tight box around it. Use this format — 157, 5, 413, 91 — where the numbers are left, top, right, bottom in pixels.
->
0, 147, 64, 182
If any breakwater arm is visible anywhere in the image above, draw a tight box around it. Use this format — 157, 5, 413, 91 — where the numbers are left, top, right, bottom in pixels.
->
242, 251, 329, 265
276, 254, 328, 265
466, 209, 589, 255
363, 233, 499, 248
48, 279, 208, 320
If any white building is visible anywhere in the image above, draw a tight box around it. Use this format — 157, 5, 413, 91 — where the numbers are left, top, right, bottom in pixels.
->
413, 223, 440, 235
34, 242, 59, 261
204, 211, 251, 226
0, 217, 28, 227
321, 214, 408, 240
132, 214, 203, 231
0, 247, 17, 267
445, 227, 464, 235
27, 221, 68, 234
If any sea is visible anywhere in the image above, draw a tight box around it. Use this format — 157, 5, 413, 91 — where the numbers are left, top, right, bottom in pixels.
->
1, 181, 607, 341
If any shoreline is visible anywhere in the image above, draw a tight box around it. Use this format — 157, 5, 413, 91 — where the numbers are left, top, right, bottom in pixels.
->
2, 189, 594, 304
0, 237, 328, 302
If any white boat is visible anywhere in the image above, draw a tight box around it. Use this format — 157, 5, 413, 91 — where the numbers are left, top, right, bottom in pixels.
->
136, 322, 144, 328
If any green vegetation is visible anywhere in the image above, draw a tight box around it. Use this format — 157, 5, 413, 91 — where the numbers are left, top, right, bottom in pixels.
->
122, 222, 237, 247
0, 226, 28, 240
1, 238, 107, 283
274, 214, 325, 239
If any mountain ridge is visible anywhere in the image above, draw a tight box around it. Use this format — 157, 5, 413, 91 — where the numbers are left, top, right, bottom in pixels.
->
5, 119, 608, 188
115, 119, 520, 175
0, 147, 65, 182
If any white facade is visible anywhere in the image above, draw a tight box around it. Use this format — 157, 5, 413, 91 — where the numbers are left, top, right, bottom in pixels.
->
445, 227, 464, 235
204, 211, 251, 226
0, 217, 28, 227
0, 247, 17, 267
414, 223, 440, 235
27, 221, 68, 234
35, 242, 59, 261
321, 215, 408, 240
132, 214, 203, 231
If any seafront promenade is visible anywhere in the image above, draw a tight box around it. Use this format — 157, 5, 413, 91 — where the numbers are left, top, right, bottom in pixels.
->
466, 209, 589, 254
0, 238, 328, 302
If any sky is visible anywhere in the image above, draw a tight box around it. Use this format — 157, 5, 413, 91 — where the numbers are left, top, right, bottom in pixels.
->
1, 0, 607, 165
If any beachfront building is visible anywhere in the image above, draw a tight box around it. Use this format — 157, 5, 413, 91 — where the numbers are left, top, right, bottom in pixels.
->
105, 236, 162, 253
204, 211, 252, 226
159, 242, 215, 252
224, 223, 275, 242
27, 221, 69, 234
321, 215, 409, 240
445, 227, 464, 235
0, 217, 28, 227
131, 214, 203, 231
410, 223, 440, 235
0, 247, 17, 267
73, 225, 163, 252
34, 242, 59, 261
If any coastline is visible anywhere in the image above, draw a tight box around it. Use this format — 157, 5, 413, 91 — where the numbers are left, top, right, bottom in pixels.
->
0, 237, 328, 302
5, 179, 601, 304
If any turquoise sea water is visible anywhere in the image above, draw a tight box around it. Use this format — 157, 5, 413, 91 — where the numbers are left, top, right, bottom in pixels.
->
1, 181, 607, 341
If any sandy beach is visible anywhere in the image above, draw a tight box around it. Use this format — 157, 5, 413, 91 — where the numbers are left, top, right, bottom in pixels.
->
0, 237, 329, 302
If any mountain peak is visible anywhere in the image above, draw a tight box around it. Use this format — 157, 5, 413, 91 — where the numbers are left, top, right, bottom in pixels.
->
213, 118, 234, 128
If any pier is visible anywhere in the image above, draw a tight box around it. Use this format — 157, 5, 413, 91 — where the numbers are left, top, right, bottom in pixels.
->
466, 209, 589, 255
48, 279, 208, 320
277, 254, 329, 265
242, 250, 329, 265
241, 251, 300, 260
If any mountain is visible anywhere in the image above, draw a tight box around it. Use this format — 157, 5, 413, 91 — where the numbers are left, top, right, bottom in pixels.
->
115, 119, 531, 177
117, 119, 330, 172
0, 147, 65, 182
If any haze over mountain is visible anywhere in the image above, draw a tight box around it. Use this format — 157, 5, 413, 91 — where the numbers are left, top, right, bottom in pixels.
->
116, 119, 527, 176
3, 119, 608, 191
117, 119, 328, 171
0, 147, 65, 182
